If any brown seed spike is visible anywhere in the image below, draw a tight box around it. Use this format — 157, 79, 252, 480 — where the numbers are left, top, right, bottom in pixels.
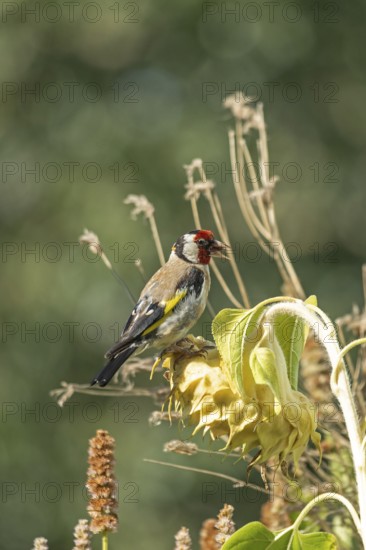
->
86, 430, 118, 535
199, 518, 220, 549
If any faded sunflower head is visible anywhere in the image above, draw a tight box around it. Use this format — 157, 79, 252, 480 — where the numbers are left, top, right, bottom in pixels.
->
162, 297, 321, 470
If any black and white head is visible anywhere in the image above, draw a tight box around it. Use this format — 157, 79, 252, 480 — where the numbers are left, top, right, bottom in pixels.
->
171, 230, 228, 265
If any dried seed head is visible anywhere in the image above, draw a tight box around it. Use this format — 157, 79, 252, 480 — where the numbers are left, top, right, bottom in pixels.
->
174, 526, 192, 550
79, 229, 111, 269
72, 519, 92, 550
149, 411, 164, 426
124, 194, 155, 219
86, 429, 118, 534
215, 504, 235, 547
223, 93, 256, 123
164, 440, 198, 455
184, 179, 215, 201
79, 229, 102, 256
32, 538, 49, 550
49, 381, 75, 407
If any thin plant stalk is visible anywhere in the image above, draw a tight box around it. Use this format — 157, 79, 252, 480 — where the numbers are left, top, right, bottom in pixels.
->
144, 459, 270, 495
238, 125, 305, 298
148, 214, 165, 267
79, 229, 136, 305
124, 194, 165, 266
226, 105, 306, 299
234, 121, 271, 238
240, 139, 270, 231
196, 163, 250, 308
230, 130, 292, 289
185, 169, 243, 309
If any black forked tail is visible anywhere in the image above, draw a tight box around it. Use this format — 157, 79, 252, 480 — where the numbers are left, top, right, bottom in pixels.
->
91, 346, 136, 387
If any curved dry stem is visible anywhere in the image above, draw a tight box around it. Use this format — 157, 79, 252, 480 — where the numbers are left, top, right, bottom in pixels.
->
203, 187, 250, 308
233, 122, 272, 239
240, 138, 270, 232
233, 118, 305, 299
187, 194, 243, 309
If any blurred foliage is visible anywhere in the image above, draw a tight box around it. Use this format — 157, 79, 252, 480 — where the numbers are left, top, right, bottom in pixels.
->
0, 0, 365, 548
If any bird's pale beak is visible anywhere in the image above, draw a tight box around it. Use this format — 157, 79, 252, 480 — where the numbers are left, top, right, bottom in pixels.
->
208, 239, 230, 259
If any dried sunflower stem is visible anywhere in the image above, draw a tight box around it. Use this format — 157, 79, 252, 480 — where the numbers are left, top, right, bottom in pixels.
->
277, 492, 361, 544
264, 301, 366, 548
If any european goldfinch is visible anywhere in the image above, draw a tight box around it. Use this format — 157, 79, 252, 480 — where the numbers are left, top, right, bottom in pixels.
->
91, 229, 227, 387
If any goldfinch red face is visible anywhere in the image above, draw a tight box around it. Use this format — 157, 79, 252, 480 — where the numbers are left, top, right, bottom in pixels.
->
172, 229, 228, 265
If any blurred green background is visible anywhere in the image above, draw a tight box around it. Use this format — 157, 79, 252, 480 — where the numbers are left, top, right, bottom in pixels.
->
1, 0, 365, 548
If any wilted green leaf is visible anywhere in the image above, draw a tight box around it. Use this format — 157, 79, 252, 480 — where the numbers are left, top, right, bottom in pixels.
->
212, 307, 263, 398
274, 295, 317, 390
213, 296, 318, 397
249, 346, 283, 403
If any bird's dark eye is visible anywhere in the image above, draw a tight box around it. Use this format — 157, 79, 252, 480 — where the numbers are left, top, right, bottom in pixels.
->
198, 238, 206, 245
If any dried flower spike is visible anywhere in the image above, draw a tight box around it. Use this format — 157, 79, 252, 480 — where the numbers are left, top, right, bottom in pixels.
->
174, 526, 192, 550
199, 518, 219, 549
215, 504, 235, 547
32, 538, 49, 550
86, 429, 118, 535
72, 519, 92, 550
